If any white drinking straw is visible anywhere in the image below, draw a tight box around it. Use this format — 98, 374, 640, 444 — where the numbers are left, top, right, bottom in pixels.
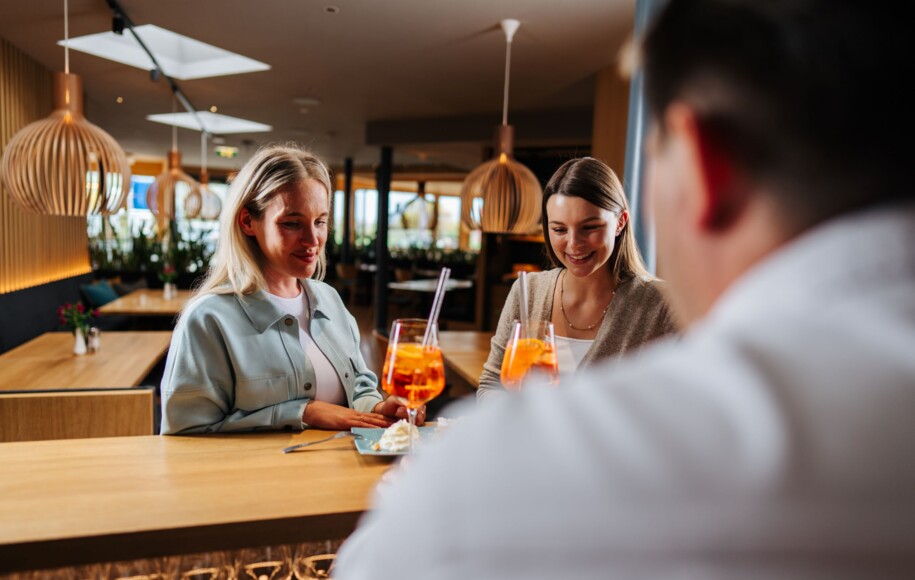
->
518, 270, 530, 337
423, 267, 451, 346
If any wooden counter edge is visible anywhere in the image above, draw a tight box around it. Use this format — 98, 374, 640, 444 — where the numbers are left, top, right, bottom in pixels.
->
0, 511, 364, 574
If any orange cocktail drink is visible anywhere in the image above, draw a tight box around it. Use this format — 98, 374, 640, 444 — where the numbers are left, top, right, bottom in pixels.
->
500, 320, 559, 390
382, 318, 445, 455
382, 342, 445, 409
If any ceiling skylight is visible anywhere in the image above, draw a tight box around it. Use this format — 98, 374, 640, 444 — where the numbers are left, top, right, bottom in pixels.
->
147, 112, 272, 134
60, 25, 270, 80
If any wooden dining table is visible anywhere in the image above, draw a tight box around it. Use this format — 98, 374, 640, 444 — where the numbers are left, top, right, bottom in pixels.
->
439, 330, 494, 391
98, 288, 193, 317
0, 430, 392, 574
0, 331, 172, 391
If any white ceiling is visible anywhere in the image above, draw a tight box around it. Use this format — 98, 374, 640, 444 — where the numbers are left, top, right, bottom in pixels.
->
0, 0, 634, 173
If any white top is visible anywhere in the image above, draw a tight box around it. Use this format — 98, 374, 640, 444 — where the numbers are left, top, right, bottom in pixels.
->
553, 335, 593, 376
265, 289, 346, 406
335, 203, 915, 580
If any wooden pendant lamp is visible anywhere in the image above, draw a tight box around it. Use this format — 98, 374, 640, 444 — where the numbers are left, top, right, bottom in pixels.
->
0, 0, 130, 216
191, 132, 222, 220
147, 105, 201, 232
197, 169, 223, 221
460, 19, 542, 234
401, 182, 437, 230
147, 150, 200, 232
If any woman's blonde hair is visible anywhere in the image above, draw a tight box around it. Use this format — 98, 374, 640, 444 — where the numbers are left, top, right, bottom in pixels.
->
542, 157, 651, 282
192, 144, 333, 303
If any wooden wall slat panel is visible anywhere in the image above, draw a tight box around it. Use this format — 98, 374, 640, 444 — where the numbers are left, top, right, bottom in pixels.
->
0, 37, 90, 294
591, 64, 631, 175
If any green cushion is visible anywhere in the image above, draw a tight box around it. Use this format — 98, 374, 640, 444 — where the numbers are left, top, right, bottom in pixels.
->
80, 280, 119, 308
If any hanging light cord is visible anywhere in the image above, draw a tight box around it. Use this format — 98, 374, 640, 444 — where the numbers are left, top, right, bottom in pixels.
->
171, 98, 177, 152
200, 131, 207, 175
63, 0, 69, 74
502, 34, 512, 126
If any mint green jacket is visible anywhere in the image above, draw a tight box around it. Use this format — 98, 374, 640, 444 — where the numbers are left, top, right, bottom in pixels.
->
160, 280, 382, 434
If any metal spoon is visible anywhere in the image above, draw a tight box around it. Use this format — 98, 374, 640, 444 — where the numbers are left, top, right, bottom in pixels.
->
282, 431, 362, 454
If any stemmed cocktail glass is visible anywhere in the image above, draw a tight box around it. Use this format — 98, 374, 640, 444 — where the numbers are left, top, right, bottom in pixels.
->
381, 319, 445, 455
500, 319, 559, 391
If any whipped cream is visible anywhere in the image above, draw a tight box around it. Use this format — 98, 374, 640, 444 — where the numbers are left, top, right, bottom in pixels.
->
373, 419, 420, 452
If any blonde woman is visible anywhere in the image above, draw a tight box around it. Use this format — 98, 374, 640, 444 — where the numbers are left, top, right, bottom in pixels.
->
477, 157, 677, 402
161, 145, 421, 434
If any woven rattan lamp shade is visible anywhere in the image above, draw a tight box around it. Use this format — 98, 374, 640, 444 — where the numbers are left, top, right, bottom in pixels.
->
400, 182, 437, 230
147, 150, 200, 230
200, 187, 222, 220
190, 169, 222, 220
0, 72, 130, 216
460, 125, 541, 233
183, 172, 203, 219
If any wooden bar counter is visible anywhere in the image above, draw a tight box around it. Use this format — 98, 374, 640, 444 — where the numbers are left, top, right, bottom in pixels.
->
0, 430, 391, 574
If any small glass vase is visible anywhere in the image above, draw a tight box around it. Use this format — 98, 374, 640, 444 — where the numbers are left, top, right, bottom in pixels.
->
73, 326, 87, 356
163, 282, 177, 300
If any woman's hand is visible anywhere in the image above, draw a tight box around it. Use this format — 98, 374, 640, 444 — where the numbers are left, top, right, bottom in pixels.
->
303, 400, 393, 430
373, 398, 427, 425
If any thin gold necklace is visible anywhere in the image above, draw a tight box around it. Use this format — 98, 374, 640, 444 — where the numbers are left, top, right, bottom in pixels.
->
558, 270, 615, 331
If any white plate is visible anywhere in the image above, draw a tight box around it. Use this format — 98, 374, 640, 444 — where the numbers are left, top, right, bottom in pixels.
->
351, 426, 434, 456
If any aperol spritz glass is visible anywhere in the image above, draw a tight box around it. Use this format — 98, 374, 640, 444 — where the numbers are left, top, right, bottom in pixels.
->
381, 319, 445, 454
500, 320, 559, 391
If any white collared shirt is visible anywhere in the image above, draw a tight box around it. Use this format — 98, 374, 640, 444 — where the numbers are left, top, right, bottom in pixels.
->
336, 203, 915, 580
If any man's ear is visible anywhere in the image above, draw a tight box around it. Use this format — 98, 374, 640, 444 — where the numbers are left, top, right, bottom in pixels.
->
666, 104, 746, 232
239, 208, 256, 236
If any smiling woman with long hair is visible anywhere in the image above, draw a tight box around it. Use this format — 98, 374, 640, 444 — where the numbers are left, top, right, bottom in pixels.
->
477, 157, 677, 402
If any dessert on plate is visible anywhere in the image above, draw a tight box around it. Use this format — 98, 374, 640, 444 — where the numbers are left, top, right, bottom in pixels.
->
372, 419, 420, 452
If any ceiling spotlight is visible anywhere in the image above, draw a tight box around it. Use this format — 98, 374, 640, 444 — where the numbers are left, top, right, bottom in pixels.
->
209, 105, 218, 113
116, 96, 124, 104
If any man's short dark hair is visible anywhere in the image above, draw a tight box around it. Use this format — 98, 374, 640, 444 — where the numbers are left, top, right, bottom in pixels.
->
641, 0, 909, 225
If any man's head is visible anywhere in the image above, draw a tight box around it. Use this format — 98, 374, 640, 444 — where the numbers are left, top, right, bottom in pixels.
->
640, 0, 908, 325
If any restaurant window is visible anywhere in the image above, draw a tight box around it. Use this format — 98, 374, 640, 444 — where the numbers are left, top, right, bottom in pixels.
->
389, 191, 434, 249
86, 175, 225, 271
435, 195, 461, 251
467, 197, 484, 252
333, 190, 345, 246
353, 188, 378, 248
346, 187, 481, 254
130, 175, 155, 211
